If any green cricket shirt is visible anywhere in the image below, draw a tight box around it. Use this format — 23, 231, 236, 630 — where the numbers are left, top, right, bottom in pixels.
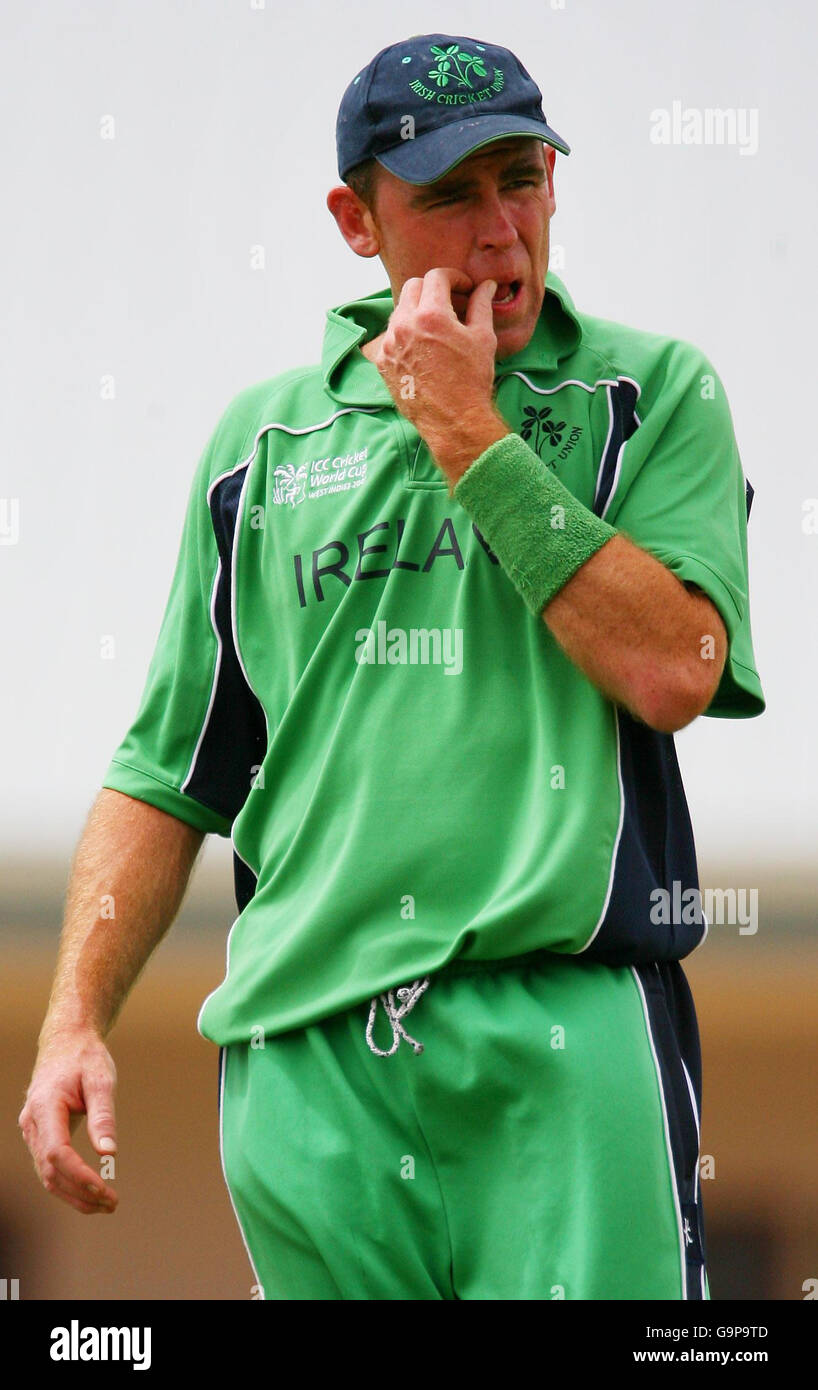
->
101, 272, 765, 1044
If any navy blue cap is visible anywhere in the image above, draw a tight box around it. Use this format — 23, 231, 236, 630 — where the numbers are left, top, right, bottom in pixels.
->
336, 34, 570, 185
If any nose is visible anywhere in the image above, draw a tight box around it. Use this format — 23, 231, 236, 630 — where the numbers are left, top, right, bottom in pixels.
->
473, 189, 518, 252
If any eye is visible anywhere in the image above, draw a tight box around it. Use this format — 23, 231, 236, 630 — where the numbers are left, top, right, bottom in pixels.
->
425, 176, 541, 209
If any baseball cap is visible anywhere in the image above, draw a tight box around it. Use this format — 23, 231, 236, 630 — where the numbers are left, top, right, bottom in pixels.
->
336, 34, 570, 186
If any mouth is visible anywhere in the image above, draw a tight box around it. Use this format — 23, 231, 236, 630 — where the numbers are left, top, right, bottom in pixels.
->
490, 279, 523, 312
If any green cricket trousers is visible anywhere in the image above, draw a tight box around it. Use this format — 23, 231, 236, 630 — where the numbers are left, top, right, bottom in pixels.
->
218, 950, 709, 1300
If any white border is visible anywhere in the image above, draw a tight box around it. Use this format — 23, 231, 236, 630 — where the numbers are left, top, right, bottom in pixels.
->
680, 1055, 708, 1300
576, 709, 625, 954
218, 1045, 266, 1299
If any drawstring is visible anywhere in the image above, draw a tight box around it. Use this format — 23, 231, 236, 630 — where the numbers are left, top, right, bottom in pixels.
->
365, 976, 430, 1057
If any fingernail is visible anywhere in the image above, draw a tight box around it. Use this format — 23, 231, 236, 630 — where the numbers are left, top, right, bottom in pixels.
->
98, 1137, 116, 1152
85, 1184, 100, 1195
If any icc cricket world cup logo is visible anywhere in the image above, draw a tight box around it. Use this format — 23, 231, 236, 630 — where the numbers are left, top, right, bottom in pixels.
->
273, 463, 308, 507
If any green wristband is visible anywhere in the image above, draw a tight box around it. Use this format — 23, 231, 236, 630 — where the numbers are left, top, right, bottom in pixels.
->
453, 432, 617, 615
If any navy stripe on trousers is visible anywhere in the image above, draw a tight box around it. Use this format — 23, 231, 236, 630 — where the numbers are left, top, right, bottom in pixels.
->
633, 961, 707, 1300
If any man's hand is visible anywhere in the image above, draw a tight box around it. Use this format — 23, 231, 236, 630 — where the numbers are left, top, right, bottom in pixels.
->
17, 790, 205, 1217
19, 1029, 119, 1215
370, 268, 510, 486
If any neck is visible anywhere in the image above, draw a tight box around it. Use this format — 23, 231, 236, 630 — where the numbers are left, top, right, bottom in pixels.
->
360, 332, 384, 364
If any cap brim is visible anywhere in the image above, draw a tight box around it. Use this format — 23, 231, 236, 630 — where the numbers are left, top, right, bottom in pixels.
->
375, 114, 570, 185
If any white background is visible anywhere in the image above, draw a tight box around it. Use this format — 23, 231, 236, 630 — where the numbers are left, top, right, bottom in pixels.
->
2, 0, 814, 879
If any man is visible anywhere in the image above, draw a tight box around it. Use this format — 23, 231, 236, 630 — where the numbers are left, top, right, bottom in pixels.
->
20, 33, 764, 1300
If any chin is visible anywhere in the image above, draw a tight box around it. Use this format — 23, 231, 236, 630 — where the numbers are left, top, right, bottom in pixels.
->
495, 324, 534, 360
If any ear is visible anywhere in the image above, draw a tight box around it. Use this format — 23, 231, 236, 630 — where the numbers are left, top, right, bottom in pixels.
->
544, 145, 557, 216
326, 185, 381, 259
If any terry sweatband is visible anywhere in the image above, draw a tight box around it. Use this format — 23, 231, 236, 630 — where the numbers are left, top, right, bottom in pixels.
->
453, 432, 618, 615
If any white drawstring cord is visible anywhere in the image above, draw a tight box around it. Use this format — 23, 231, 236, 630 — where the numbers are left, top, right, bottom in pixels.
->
365, 977, 430, 1057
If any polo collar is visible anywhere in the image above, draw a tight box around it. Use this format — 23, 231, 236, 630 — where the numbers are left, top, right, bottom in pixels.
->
322, 271, 583, 407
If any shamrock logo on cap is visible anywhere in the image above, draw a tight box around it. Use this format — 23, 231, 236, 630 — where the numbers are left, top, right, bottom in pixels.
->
428, 44, 489, 90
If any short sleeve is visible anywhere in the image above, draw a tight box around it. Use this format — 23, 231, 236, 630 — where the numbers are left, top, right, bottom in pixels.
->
605, 346, 765, 719
101, 402, 265, 834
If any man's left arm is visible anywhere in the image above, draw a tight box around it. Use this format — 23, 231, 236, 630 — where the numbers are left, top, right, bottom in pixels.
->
433, 411, 726, 734
527, 533, 726, 736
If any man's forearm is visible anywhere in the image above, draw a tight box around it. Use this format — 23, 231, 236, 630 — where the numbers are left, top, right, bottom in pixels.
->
40, 789, 205, 1048
541, 535, 727, 732
445, 430, 728, 733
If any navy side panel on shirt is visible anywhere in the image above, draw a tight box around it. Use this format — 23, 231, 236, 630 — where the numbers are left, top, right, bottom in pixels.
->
582, 380, 704, 965
182, 466, 268, 829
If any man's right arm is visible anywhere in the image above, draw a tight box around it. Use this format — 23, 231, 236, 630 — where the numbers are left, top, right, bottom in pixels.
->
18, 788, 205, 1215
